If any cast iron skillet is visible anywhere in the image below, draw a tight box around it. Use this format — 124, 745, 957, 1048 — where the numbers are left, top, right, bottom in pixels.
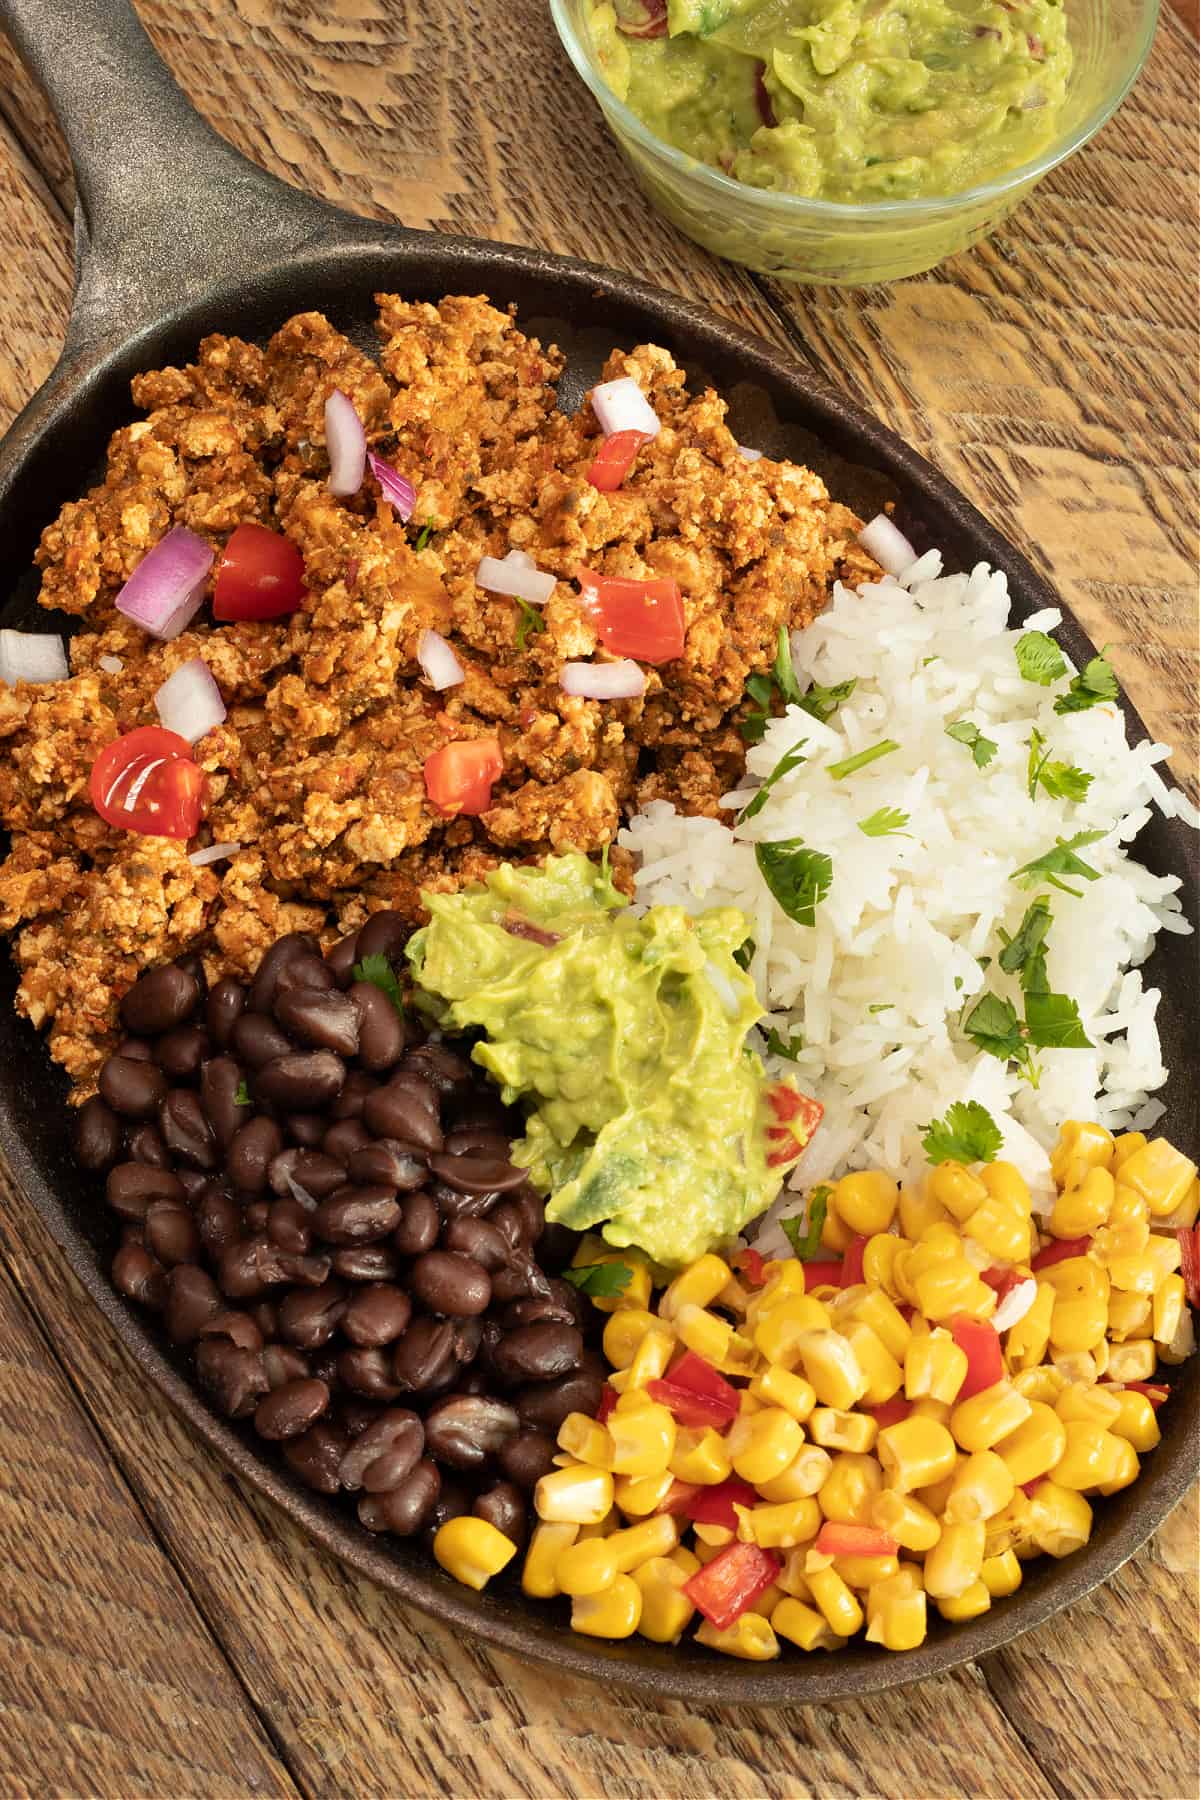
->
0, 0, 1195, 1706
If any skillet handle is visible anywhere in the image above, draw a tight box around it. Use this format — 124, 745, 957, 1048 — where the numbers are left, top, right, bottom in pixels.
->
0, 0, 362, 357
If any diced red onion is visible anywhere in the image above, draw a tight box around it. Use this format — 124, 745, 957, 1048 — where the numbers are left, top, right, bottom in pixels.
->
858, 513, 917, 578
325, 389, 367, 497
475, 551, 556, 605
737, 445, 764, 463
0, 629, 69, 685
591, 376, 660, 440
154, 657, 227, 743
367, 452, 416, 522
97, 654, 124, 674
417, 628, 464, 691
993, 1277, 1038, 1332
188, 840, 243, 868
115, 526, 214, 641
559, 659, 646, 700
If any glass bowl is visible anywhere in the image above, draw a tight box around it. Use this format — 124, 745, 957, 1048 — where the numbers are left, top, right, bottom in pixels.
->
550, 0, 1160, 285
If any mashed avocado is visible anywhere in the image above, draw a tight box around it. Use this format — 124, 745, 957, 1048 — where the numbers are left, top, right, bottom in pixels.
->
588, 0, 1070, 202
407, 854, 789, 1269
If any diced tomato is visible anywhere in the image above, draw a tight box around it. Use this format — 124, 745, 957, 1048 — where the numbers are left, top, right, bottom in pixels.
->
575, 565, 684, 665
646, 1378, 737, 1431
865, 1395, 913, 1430
423, 739, 503, 817
802, 1259, 844, 1292
682, 1541, 781, 1631
656, 1479, 701, 1516
765, 1086, 823, 1167
586, 429, 649, 493
667, 1350, 739, 1406
1177, 1225, 1200, 1310
1101, 1380, 1170, 1409
1021, 1477, 1046, 1498
814, 1521, 898, 1559
981, 1266, 1025, 1302
950, 1314, 1004, 1402
90, 725, 206, 840
1031, 1235, 1093, 1272
595, 1384, 617, 1426
732, 1246, 768, 1288
685, 1478, 758, 1531
841, 1235, 869, 1288
213, 522, 306, 621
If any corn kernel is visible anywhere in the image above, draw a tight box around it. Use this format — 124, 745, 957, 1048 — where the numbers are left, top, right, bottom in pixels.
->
817, 1451, 884, 1524
995, 1401, 1067, 1487
1055, 1383, 1122, 1429
1107, 1290, 1154, 1342
535, 1464, 614, 1525
923, 1521, 986, 1599
693, 1521, 735, 1547
659, 1255, 732, 1320
981, 1549, 1023, 1598
607, 1514, 679, 1573
749, 1364, 817, 1423
735, 1497, 821, 1550
744, 1261, 808, 1328
670, 1544, 701, 1578
675, 1303, 734, 1365
913, 1258, 997, 1323
1026, 1481, 1092, 1556
433, 1516, 518, 1591
905, 1326, 969, 1404
571, 1573, 642, 1638
943, 1451, 1016, 1523
577, 1507, 619, 1541
738, 1390, 763, 1416
774, 1596, 842, 1652
613, 1471, 675, 1517
746, 1582, 784, 1620
832, 1169, 899, 1236
793, 1329, 869, 1410
899, 1183, 951, 1240
1105, 1340, 1158, 1383
937, 1578, 991, 1622
625, 1325, 675, 1389
522, 1521, 579, 1598
602, 1308, 660, 1371
808, 1407, 878, 1453
1112, 1131, 1147, 1170
1159, 1309, 1195, 1365
980, 1162, 1032, 1216
820, 1201, 855, 1254
862, 1233, 911, 1301
1006, 1281, 1055, 1370
863, 1582, 928, 1651
983, 1492, 1034, 1559
840, 1322, 904, 1406
1011, 1365, 1066, 1405
571, 1240, 652, 1314
1052, 1420, 1127, 1491
633, 1557, 695, 1643
694, 1614, 780, 1660
915, 1461, 962, 1516
964, 1195, 1032, 1266
1116, 1139, 1198, 1218
1096, 1434, 1141, 1495
669, 1426, 734, 1487
877, 1416, 957, 1493
557, 1413, 613, 1469
758, 1444, 834, 1503
1106, 1235, 1181, 1295
556, 1537, 619, 1596
1051, 1121, 1115, 1191
804, 1557, 865, 1636
608, 1403, 676, 1478
832, 1552, 900, 1590
910, 1397, 953, 1425
1050, 1166, 1115, 1239
1107, 1388, 1161, 1453
754, 1297, 833, 1368
613, 1386, 654, 1415
850, 1286, 913, 1363
1153, 1273, 1186, 1346
776, 1548, 812, 1599
871, 1489, 942, 1553
928, 1162, 989, 1222
728, 1408, 805, 1485
950, 1383, 1032, 1454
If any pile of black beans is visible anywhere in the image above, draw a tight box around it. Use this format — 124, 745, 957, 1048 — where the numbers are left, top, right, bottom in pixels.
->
74, 917, 606, 1554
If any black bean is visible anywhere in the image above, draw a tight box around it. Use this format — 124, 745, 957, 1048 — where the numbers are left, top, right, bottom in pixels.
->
423, 1394, 520, 1471
360, 1458, 440, 1535
273, 952, 336, 1003
497, 1429, 558, 1493
393, 1190, 440, 1256
256, 1050, 345, 1111
473, 1481, 528, 1550
489, 1251, 552, 1304
278, 1282, 348, 1349
99, 1055, 168, 1119
116, 1037, 156, 1062
331, 1244, 401, 1283
266, 1197, 312, 1254
173, 952, 208, 1003
338, 1409, 424, 1491
338, 1398, 384, 1439
491, 1321, 582, 1385
509, 1185, 547, 1245
322, 1119, 371, 1163
283, 1419, 348, 1495
206, 977, 247, 1049
440, 1217, 510, 1272
127, 1122, 171, 1168
268, 1148, 345, 1201
200, 1056, 252, 1149
513, 1362, 606, 1434
255, 1377, 330, 1441
232, 1012, 294, 1069
274, 1251, 331, 1287
324, 929, 361, 989
74, 1096, 123, 1173
355, 909, 409, 963
403, 1043, 473, 1098
111, 1242, 166, 1309
329, 1069, 377, 1122
501, 1294, 579, 1332
144, 1199, 200, 1267
194, 1338, 268, 1418
337, 1346, 404, 1400
443, 1127, 513, 1161
176, 1168, 208, 1200
452, 1315, 484, 1367
275, 987, 360, 1057
391, 1316, 459, 1393
218, 1236, 273, 1300
164, 1264, 221, 1345
313, 1186, 402, 1246
422, 1478, 473, 1552
195, 1183, 242, 1257
410, 1251, 491, 1318
249, 931, 320, 1013
251, 1298, 279, 1340
262, 1343, 311, 1390
120, 964, 200, 1036
537, 1222, 580, 1272
156, 1023, 209, 1081
284, 1112, 327, 1148
226, 1115, 283, 1193
245, 1200, 271, 1234
105, 1161, 185, 1221
363, 1077, 443, 1152
199, 1310, 264, 1352
427, 1151, 526, 1195
159, 1089, 218, 1170
348, 1140, 427, 1191
340, 1283, 412, 1347
433, 1181, 501, 1222
348, 982, 406, 1072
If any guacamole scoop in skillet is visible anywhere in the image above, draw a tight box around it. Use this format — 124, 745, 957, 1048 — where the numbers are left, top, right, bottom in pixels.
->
588, 0, 1071, 202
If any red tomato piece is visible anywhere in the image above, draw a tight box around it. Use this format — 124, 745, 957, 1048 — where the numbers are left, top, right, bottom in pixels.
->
814, 1521, 898, 1559
801, 1259, 844, 1292
213, 522, 306, 621
646, 1379, 737, 1432
1177, 1225, 1200, 1309
865, 1395, 913, 1431
666, 1350, 740, 1408
981, 1266, 1025, 1301
1031, 1235, 1093, 1272
586, 429, 649, 493
685, 1478, 759, 1531
682, 1541, 782, 1631
765, 1087, 823, 1167
90, 725, 206, 840
423, 739, 503, 817
732, 1247, 768, 1288
595, 1384, 617, 1426
841, 1235, 869, 1288
575, 565, 684, 665
950, 1315, 1004, 1402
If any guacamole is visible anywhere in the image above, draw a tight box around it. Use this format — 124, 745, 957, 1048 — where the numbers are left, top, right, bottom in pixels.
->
588, 0, 1071, 203
407, 854, 791, 1269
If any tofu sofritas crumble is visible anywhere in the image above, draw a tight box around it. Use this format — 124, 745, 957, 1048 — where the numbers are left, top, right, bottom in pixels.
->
0, 297, 872, 1094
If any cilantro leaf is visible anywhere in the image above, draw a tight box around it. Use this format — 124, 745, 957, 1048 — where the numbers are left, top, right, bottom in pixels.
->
797, 677, 857, 724
514, 596, 546, 651
1054, 648, 1119, 715
1027, 727, 1092, 804
413, 522, 435, 553
234, 1080, 251, 1107
771, 624, 804, 707
1011, 829, 1106, 896
946, 719, 999, 770
733, 936, 756, 971
1024, 990, 1093, 1050
858, 806, 911, 838
780, 1186, 830, 1261
739, 672, 775, 744
741, 738, 807, 823
1015, 630, 1068, 686
765, 1026, 804, 1059
563, 1261, 633, 1299
352, 952, 406, 1015
755, 840, 832, 927
998, 897, 1054, 994
827, 739, 900, 780
922, 1102, 1003, 1166
962, 991, 1028, 1066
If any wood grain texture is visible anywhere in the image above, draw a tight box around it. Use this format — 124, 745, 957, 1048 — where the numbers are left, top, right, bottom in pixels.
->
0, 1, 1196, 1794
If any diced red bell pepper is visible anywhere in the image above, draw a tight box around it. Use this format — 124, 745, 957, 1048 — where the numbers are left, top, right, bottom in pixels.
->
595, 1384, 617, 1426
1177, 1225, 1200, 1310
1101, 1380, 1170, 1409
575, 565, 685, 665
1031, 1235, 1092, 1272
656, 1479, 700, 1516
646, 1378, 736, 1431
732, 1246, 768, 1288
682, 1541, 782, 1631
684, 1478, 758, 1531
667, 1350, 740, 1408
802, 1259, 844, 1292
814, 1521, 899, 1559
950, 1315, 1004, 1402
982, 1265, 1025, 1302
586, 429, 649, 493
865, 1395, 913, 1430
841, 1235, 869, 1288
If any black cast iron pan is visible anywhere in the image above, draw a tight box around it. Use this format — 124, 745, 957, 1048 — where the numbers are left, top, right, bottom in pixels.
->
0, 0, 1195, 1706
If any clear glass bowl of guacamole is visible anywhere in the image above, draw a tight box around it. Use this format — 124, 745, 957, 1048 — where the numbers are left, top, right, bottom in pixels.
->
550, 0, 1159, 284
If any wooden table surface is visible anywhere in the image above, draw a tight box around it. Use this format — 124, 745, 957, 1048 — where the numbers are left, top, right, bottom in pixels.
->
0, 4, 1197, 1796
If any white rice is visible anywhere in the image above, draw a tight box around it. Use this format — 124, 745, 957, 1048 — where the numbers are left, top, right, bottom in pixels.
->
620, 556, 1194, 1236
